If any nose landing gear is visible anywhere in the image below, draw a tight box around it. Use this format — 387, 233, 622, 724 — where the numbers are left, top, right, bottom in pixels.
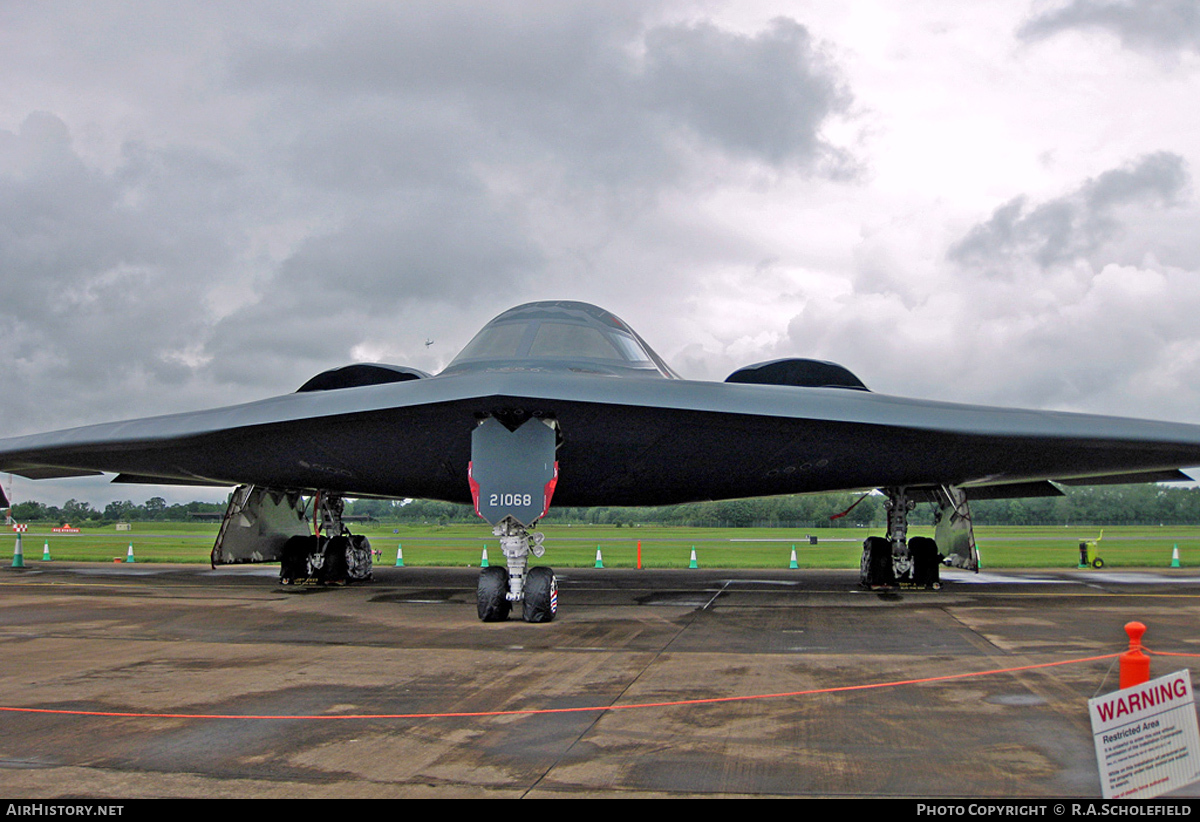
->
469, 414, 560, 622
476, 517, 557, 622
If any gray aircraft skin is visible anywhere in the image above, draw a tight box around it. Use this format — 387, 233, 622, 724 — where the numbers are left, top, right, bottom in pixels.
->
2, 299, 1200, 507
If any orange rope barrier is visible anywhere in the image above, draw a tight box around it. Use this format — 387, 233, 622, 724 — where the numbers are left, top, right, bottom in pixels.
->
1147, 648, 1200, 658
0, 652, 1126, 722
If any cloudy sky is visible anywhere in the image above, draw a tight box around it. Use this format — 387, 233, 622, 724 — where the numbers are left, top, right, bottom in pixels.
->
3, 0, 1200, 506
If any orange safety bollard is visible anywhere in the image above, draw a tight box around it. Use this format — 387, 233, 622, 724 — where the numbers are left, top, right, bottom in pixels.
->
636, 540, 642, 570
1119, 621, 1150, 688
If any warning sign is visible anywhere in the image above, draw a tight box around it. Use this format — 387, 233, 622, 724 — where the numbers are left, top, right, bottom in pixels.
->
1089, 669, 1200, 799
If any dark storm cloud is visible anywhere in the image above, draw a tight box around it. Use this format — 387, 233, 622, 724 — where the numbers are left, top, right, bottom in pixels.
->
948, 152, 1188, 269
642, 18, 851, 167
271, 200, 538, 303
0, 112, 254, 426
1018, 0, 1200, 54
229, 4, 852, 183
201, 191, 542, 388
230, 2, 643, 97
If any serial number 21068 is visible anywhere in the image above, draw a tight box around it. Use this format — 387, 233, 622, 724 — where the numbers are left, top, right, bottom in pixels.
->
489, 493, 533, 507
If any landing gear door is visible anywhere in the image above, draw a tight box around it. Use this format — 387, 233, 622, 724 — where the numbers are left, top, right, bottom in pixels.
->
935, 485, 979, 571
211, 485, 311, 566
469, 417, 558, 527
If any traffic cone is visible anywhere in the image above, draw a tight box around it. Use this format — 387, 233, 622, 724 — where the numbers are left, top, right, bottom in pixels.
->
789, 545, 798, 569
124, 542, 135, 563
42, 540, 51, 562
395, 544, 404, 567
480, 546, 489, 568
688, 546, 698, 569
1171, 544, 1181, 568
12, 534, 24, 569
594, 547, 604, 568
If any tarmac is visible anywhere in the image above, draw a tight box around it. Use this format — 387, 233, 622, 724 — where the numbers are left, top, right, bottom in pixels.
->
1, 561, 1198, 798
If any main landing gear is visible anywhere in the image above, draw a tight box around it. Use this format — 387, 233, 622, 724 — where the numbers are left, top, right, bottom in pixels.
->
860, 485, 979, 589
209, 484, 372, 586
279, 492, 373, 586
476, 517, 557, 623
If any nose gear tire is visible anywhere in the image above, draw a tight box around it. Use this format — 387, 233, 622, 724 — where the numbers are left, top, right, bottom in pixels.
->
523, 566, 558, 623
477, 566, 512, 622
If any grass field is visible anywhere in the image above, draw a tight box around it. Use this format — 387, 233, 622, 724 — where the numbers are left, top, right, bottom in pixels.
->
6, 521, 1197, 569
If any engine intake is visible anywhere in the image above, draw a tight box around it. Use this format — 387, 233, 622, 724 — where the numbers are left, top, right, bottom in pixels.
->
726, 358, 869, 391
297, 363, 430, 392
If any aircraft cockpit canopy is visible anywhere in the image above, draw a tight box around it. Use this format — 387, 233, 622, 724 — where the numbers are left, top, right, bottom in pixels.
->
441, 301, 678, 378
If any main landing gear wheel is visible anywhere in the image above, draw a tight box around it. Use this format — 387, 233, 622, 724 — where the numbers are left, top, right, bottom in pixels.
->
523, 566, 557, 623
279, 534, 313, 585
477, 566, 511, 622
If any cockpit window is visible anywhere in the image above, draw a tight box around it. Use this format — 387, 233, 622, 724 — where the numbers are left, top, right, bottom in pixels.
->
453, 319, 652, 365
608, 330, 652, 363
443, 302, 678, 378
454, 322, 527, 361
528, 323, 623, 360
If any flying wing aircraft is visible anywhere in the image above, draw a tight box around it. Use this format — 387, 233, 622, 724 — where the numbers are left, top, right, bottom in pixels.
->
3, 300, 1200, 620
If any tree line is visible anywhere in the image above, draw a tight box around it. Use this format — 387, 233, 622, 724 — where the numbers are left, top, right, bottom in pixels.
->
7, 497, 225, 524
8, 483, 1200, 528
347, 483, 1200, 527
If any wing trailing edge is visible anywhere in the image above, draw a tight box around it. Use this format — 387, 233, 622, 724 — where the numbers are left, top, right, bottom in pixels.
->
3, 465, 104, 480
1055, 469, 1194, 486
112, 473, 234, 488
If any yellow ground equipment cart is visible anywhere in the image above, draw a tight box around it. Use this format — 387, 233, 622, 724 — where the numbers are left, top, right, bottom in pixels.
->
1077, 530, 1104, 569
